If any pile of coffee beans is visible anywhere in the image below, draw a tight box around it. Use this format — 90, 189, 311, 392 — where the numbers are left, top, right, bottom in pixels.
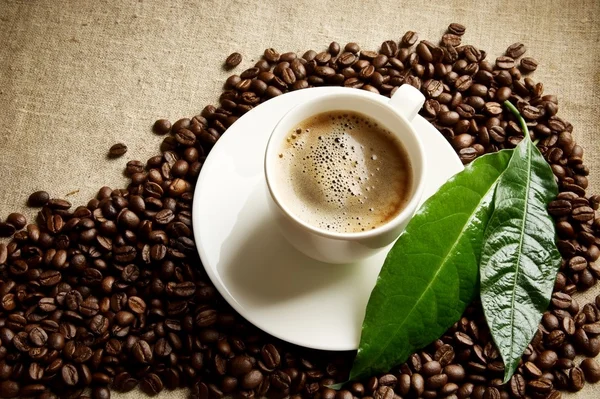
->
0, 23, 599, 399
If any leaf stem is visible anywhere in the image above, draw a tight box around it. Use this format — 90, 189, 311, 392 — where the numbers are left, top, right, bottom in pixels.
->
503, 101, 530, 141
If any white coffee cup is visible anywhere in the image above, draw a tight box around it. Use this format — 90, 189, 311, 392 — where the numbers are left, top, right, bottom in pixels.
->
264, 84, 426, 264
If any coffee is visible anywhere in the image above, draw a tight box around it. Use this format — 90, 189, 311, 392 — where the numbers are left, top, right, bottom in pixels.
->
275, 110, 412, 233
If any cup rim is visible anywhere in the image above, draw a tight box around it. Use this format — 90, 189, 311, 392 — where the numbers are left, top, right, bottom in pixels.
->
264, 90, 426, 241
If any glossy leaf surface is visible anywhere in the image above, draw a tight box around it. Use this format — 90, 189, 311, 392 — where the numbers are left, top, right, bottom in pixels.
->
348, 149, 513, 381
480, 102, 561, 382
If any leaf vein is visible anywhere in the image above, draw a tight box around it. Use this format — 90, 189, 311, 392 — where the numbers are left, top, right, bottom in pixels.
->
507, 142, 533, 362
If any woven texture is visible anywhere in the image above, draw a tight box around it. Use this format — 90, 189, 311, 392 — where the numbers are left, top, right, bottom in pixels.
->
0, 0, 599, 397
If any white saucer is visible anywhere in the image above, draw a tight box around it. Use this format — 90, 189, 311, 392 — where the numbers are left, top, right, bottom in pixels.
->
192, 87, 463, 351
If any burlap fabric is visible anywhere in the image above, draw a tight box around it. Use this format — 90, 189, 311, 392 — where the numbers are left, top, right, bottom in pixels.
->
1, 0, 599, 397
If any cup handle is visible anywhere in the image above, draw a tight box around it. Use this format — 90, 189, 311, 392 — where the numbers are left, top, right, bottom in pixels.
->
388, 84, 426, 122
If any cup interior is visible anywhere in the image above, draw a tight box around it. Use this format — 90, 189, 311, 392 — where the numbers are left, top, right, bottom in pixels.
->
264, 91, 426, 239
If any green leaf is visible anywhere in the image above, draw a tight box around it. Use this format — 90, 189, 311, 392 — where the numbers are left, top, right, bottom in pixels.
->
348, 149, 513, 382
479, 102, 561, 383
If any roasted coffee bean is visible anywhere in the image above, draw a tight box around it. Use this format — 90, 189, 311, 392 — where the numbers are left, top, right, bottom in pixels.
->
447, 23, 465, 35
140, 373, 163, 396
128, 296, 146, 314
422, 361, 442, 376
0, 381, 20, 398
61, 364, 79, 386
48, 332, 65, 350
570, 366, 585, 391
20, 384, 46, 397
580, 358, 600, 383
108, 143, 127, 158
113, 372, 138, 392
175, 128, 196, 146
225, 52, 242, 68
537, 350, 558, 369
28, 362, 43, 380
152, 119, 171, 135
6, 213, 26, 230
91, 387, 110, 399
242, 370, 263, 389
0, 222, 16, 237
520, 57, 538, 72
572, 206, 595, 222
401, 31, 418, 47
28, 191, 50, 207
29, 326, 48, 346
378, 373, 397, 387
506, 42, 527, 58
133, 340, 153, 364
439, 111, 460, 126
261, 344, 281, 369
411, 373, 425, 396
230, 356, 253, 377
47, 198, 71, 210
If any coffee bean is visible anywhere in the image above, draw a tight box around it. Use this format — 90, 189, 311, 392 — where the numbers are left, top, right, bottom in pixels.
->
548, 199, 572, 216
29, 326, 48, 346
61, 364, 79, 386
537, 350, 558, 369
152, 119, 171, 135
261, 344, 281, 369
133, 340, 153, 364
572, 206, 594, 222
401, 31, 418, 47
427, 373, 448, 389
411, 373, 425, 396
91, 387, 110, 399
570, 366, 585, 391
435, 344, 455, 367
225, 52, 242, 68
378, 373, 397, 387
442, 364, 464, 382
380, 40, 398, 57
459, 147, 478, 164
506, 42, 527, 58
0, 223, 15, 237
520, 57, 538, 72
442, 33, 461, 47
113, 372, 138, 392
0, 380, 20, 398
72, 344, 92, 363
230, 356, 253, 377
524, 361, 543, 378
580, 358, 600, 383
108, 143, 127, 158
422, 361, 442, 376
20, 384, 46, 397
481, 387, 499, 399
28, 362, 44, 380
484, 102, 503, 115
439, 111, 460, 126
175, 128, 196, 146
6, 213, 26, 230
140, 373, 163, 396
28, 191, 50, 207
446, 23, 465, 36
115, 310, 135, 325
127, 296, 146, 314
344, 42, 360, 54
242, 370, 263, 389
40, 270, 61, 286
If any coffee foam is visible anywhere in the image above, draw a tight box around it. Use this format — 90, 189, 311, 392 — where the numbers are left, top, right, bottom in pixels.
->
275, 110, 412, 233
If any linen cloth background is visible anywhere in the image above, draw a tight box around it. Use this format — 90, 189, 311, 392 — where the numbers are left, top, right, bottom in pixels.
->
0, 0, 599, 397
